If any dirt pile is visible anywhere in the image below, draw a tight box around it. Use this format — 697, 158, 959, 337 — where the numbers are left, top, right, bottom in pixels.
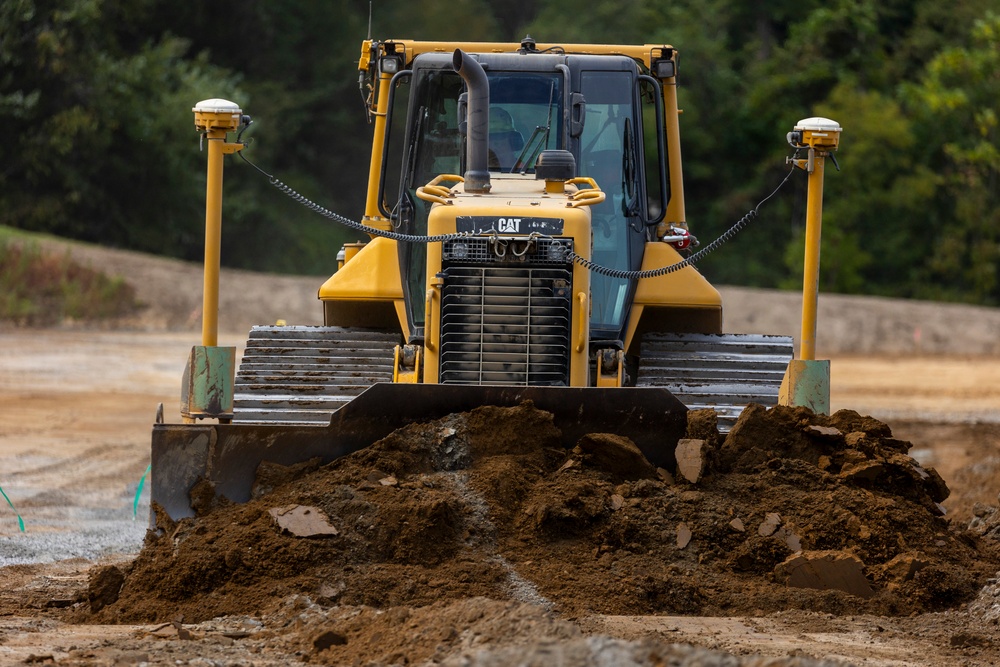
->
92, 402, 1000, 634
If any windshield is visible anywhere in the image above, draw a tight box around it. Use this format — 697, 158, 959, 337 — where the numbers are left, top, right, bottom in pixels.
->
407, 69, 564, 189
485, 72, 562, 172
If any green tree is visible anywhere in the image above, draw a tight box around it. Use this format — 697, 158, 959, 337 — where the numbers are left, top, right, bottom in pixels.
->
139, 0, 501, 273
0, 0, 242, 259
902, 14, 1000, 304
782, 84, 938, 295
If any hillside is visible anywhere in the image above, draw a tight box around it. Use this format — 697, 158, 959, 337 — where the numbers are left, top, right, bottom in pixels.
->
14, 233, 1000, 357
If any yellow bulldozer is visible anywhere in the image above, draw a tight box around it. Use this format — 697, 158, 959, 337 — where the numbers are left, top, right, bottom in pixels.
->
153, 38, 800, 521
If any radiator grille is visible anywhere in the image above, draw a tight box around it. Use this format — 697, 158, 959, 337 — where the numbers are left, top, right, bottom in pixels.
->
439, 265, 573, 385
443, 237, 572, 264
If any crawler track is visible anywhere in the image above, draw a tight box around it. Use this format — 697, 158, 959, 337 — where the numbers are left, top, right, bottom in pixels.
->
233, 328, 793, 431
637, 332, 794, 431
232, 325, 400, 425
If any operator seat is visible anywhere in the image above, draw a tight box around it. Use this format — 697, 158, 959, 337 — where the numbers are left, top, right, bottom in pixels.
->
488, 107, 524, 171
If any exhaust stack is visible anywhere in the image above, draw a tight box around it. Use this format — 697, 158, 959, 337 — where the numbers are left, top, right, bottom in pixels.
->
453, 49, 491, 193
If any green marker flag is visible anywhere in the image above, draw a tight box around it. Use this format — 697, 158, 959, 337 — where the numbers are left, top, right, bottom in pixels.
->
133, 464, 151, 520
0, 483, 25, 533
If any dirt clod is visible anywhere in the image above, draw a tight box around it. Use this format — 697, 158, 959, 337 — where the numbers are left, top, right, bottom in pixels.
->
675, 438, 707, 484
252, 458, 323, 499
573, 433, 657, 482
313, 629, 348, 651
88, 565, 125, 613
774, 550, 875, 598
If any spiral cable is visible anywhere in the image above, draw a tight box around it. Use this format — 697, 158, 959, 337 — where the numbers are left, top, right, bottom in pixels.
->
238, 150, 799, 275
239, 151, 477, 244
568, 161, 798, 279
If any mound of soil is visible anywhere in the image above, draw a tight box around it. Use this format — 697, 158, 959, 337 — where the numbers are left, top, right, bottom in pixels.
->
91, 402, 1000, 630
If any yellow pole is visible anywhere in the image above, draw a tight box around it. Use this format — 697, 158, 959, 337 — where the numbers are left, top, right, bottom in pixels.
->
778, 117, 841, 414
183, 99, 244, 422
799, 151, 825, 361
192, 99, 243, 346
202, 127, 226, 347
660, 67, 686, 232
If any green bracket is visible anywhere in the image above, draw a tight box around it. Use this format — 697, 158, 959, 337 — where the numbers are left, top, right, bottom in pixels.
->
778, 359, 830, 415
180, 345, 235, 421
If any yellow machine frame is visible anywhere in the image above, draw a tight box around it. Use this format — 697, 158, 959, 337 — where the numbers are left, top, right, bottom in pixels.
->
318, 39, 722, 386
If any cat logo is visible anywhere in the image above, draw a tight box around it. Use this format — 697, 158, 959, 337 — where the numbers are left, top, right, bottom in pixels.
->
497, 218, 520, 233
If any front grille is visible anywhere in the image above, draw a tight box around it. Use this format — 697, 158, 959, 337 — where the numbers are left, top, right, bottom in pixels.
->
439, 265, 573, 385
443, 237, 572, 265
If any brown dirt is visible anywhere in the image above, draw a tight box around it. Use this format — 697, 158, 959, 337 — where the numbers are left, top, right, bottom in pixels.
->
2, 242, 1000, 665
89, 403, 998, 640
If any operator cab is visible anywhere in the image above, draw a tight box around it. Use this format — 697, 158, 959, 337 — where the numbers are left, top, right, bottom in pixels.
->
378, 48, 668, 356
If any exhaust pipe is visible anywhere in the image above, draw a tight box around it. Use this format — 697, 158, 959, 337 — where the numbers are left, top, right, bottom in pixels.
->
453, 49, 491, 193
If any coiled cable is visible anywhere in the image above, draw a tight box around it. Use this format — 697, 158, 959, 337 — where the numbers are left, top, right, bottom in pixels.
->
238, 149, 799, 275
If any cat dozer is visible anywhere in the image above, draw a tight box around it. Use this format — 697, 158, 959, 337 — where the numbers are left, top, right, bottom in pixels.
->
152, 39, 804, 522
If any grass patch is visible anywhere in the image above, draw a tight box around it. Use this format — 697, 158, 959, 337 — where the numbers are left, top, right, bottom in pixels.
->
0, 239, 140, 326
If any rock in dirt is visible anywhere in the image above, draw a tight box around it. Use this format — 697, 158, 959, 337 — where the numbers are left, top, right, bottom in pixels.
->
675, 438, 707, 484
878, 552, 930, 584
88, 565, 124, 613
147, 621, 196, 640
676, 522, 693, 549
969, 502, 1000, 542
775, 550, 874, 599
775, 525, 802, 552
573, 433, 657, 481
758, 512, 782, 537
806, 424, 843, 439
269, 505, 339, 538
655, 467, 674, 484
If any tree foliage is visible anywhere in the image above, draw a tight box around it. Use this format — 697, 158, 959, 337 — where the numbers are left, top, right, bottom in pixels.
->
2, 0, 1000, 304
1, 0, 242, 259
901, 14, 1000, 303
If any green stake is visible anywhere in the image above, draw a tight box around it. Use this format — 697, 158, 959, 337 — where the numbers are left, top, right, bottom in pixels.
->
0, 483, 25, 533
133, 464, 151, 520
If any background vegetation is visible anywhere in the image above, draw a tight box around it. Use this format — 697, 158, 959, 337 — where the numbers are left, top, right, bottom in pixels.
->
3, 0, 999, 305
0, 236, 139, 325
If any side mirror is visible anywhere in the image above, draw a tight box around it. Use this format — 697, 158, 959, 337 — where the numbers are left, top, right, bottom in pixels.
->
570, 93, 586, 137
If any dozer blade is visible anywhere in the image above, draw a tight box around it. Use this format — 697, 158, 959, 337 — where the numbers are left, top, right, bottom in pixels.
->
151, 384, 687, 522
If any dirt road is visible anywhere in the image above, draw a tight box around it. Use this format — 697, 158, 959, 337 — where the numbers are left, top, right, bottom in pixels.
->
1, 326, 999, 665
